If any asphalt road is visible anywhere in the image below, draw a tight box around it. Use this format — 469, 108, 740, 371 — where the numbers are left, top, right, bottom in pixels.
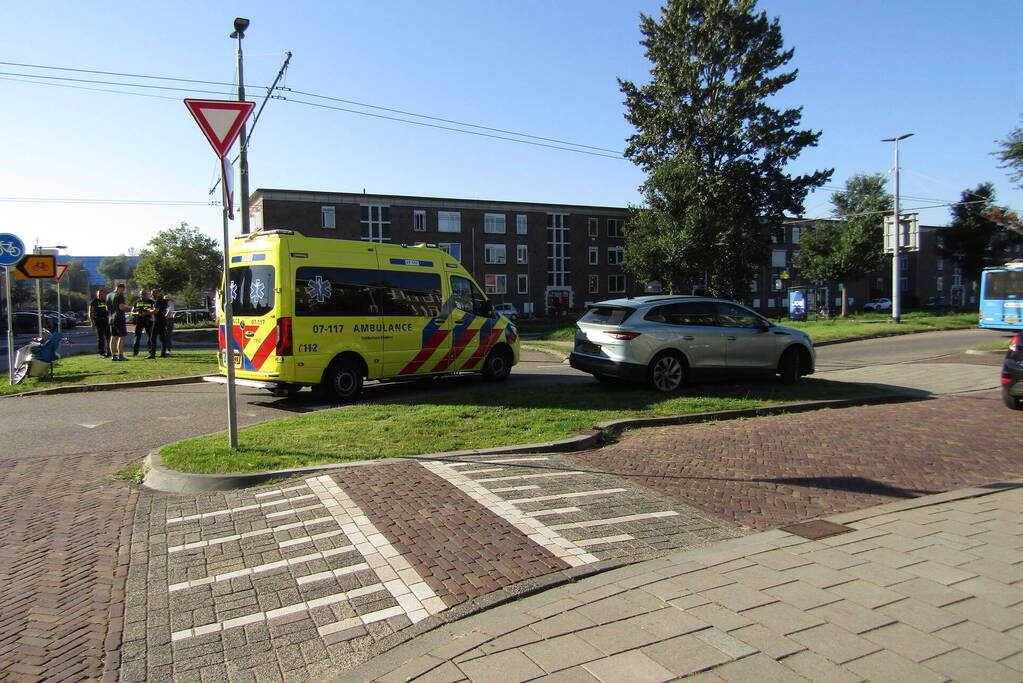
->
0, 328, 1009, 465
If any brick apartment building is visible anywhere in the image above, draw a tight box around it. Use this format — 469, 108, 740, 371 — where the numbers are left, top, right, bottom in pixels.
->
249, 188, 992, 318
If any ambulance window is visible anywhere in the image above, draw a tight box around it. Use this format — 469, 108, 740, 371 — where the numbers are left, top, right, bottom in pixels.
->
381, 272, 442, 317
450, 276, 491, 317
295, 267, 381, 316
229, 266, 275, 316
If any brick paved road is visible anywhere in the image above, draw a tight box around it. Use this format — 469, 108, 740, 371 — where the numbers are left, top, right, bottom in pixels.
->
124, 454, 741, 680
0, 449, 140, 681
570, 389, 1023, 531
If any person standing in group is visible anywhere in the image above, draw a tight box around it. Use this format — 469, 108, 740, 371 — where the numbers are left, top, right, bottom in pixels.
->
105, 282, 129, 361
162, 294, 175, 356
147, 288, 169, 359
130, 288, 154, 356
88, 288, 110, 357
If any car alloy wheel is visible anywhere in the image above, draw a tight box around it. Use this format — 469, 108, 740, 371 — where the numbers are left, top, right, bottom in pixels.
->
648, 352, 684, 392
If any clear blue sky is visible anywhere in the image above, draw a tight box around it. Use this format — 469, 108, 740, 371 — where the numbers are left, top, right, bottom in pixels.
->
2, 0, 1021, 259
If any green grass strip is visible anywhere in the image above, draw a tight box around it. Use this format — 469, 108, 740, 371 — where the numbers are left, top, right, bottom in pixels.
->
1, 350, 218, 396
160, 378, 887, 475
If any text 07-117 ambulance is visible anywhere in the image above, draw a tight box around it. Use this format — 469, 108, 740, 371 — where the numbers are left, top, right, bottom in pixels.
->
205, 230, 520, 401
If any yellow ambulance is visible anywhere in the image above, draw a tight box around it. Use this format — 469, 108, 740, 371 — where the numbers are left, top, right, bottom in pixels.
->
208, 230, 520, 401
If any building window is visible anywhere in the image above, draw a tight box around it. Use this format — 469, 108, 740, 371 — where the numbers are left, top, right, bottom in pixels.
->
771, 249, 787, 267
899, 256, 908, 269
517, 274, 528, 294
516, 214, 527, 235
547, 213, 569, 287
484, 213, 506, 234
876, 277, 884, 290
484, 244, 507, 265
750, 277, 758, 292
360, 205, 390, 242
770, 227, 785, 244
438, 211, 461, 233
608, 274, 625, 293
321, 206, 336, 230
791, 226, 800, 244
937, 258, 943, 271
516, 244, 528, 265
936, 276, 944, 291
588, 246, 599, 265
588, 274, 599, 294
772, 276, 784, 291
607, 218, 625, 238
485, 274, 507, 295
413, 209, 426, 232
900, 277, 909, 292
607, 246, 624, 266
438, 242, 461, 261
588, 218, 599, 237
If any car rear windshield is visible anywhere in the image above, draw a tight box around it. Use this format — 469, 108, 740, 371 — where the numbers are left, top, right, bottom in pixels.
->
228, 265, 275, 316
579, 306, 635, 325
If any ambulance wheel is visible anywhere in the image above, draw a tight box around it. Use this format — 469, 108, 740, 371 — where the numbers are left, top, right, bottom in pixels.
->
322, 361, 363, 402
481, 347, 512, 381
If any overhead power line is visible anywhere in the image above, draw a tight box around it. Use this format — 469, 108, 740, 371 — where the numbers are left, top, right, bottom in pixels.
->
0, 60, 625, 159
0, 196, 220, 206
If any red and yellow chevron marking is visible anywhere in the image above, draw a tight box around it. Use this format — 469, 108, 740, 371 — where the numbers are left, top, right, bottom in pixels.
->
398, 328, 451, 375
220, 324, 278, 372
459, 324, 504, 371
429, 326, 478, 373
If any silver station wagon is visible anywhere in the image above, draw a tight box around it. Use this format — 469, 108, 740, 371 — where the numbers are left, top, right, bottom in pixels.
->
569, 296, 815, 391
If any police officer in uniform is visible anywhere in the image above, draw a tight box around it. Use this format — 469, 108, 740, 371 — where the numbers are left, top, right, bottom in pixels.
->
88, 287, 110, 357
130, 288, 154, 356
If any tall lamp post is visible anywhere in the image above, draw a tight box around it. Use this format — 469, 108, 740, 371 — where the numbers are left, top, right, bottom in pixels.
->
231, 17, 251, 236
882, 133, 913, 323
34, 244, 66, 335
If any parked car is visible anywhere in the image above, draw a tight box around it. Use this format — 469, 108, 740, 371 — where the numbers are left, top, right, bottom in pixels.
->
922, 296, 949, 309
7, 311, 60, 334
862, 298, 893, 311
1003, 330, 1023, 411
493, 303, 520, 322
568, 296, 815, 391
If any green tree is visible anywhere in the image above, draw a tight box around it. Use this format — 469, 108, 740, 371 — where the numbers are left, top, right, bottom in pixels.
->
938, 183, 1023, 282
996, 117, 1023, 189
795, 173, 892, 317
133, 222, 220, 307
98, 254, 137, 288
619, 0, 831, 300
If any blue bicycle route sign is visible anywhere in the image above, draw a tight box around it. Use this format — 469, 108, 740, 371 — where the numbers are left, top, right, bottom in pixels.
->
0, 233, 26, 267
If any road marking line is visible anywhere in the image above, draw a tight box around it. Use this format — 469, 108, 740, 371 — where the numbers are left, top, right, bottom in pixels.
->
490, 485, 541, 493
530, 507, 581, 517
307, 475, 445, 622
548, 511, 679, 531
483, 457, 551, 463
168, 545, 357, 592
474, 471, 583, 483
167, 494, 317, 524
419, 461, 599, 567
168, 516, 333, 553
170, 583, 387, 642
297, 561, 370, 585
279, 528, 347, 549
77, 421, 112, 429
265, 503, 323, 519
506, 488, 628, 504
577, 535, 634, 547
317, 604, 408, 638
255, 484, 309, 498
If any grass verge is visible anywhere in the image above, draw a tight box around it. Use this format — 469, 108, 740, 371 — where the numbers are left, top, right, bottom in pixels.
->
160, 378, 890, 474
518, 311, 979, 344
0, 350, 218, 396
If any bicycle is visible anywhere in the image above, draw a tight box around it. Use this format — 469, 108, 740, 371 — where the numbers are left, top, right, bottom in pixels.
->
0, 241, 22, 259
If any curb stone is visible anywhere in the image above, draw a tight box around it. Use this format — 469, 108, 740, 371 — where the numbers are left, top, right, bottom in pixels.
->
2, 374, 208, 398
142, 393, 914, 493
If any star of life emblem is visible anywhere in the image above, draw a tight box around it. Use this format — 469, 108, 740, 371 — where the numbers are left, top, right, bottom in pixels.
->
306, 276, 332, 303
250, 279, 266, 303
229, 281, 238, 302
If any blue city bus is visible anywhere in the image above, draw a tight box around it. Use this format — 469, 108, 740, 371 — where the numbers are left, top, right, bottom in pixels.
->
979, 259, 1023, 330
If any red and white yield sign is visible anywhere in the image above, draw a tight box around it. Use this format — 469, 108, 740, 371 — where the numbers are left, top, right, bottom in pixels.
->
184, 99, 255, 158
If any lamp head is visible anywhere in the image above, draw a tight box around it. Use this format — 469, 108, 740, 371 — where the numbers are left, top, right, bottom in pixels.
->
230, 17, 249, 39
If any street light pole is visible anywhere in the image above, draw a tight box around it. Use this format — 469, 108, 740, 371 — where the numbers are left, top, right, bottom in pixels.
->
232, 18, 251, 236
882, 133, 913, 324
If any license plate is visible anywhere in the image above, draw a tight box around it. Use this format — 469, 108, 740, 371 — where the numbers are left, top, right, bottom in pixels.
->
578, 342, 601, 355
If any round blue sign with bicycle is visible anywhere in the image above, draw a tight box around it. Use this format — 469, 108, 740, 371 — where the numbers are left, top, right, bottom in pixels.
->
0, 233, 26, 266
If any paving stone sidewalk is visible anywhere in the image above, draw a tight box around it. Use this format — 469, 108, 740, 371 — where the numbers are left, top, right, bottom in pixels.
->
351, 482, 1023, 682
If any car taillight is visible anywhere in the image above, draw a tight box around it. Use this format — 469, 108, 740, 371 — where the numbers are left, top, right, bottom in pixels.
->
276, 317, 293, 356
605, 331, 641, 340
1010, 332, 1022, 359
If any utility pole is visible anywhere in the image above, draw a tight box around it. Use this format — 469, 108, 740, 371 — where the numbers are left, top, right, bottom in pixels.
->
232, 17, 251, 236
882, 133, 913, 323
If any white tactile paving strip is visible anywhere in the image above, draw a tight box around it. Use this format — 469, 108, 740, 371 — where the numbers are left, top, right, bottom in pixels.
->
163, 476, 446, 643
